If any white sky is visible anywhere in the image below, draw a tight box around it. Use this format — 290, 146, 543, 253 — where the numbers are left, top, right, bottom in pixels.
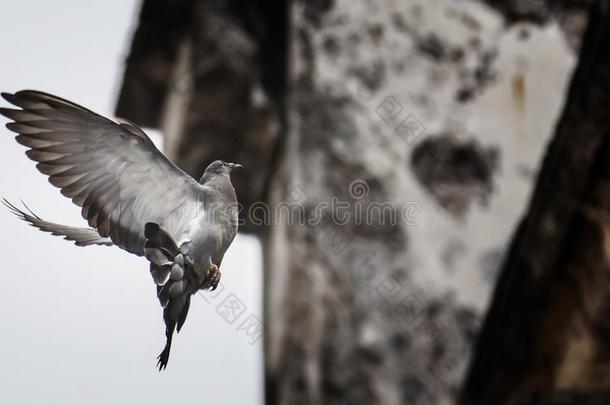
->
0, 1, 263, 404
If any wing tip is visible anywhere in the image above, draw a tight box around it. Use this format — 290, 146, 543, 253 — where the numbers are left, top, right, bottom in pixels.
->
5, 122, 21, 133
0, 107, 17, 116
2, 90, 66, 110
1, 92, 18, 107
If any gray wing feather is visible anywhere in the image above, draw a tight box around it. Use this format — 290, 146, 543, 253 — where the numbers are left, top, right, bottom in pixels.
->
0, 90, 203, 256
2, 199, 113, 247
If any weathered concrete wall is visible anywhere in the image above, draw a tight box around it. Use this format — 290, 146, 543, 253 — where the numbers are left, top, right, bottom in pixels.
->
264, 1, 578, 403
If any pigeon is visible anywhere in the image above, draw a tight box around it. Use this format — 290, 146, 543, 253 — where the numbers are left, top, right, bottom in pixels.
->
0, 90, 242, 370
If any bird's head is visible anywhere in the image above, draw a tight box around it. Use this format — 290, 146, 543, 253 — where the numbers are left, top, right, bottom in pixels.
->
200, 160, 243, 183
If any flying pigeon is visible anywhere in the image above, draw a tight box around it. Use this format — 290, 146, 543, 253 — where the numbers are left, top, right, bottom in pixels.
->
0, 90, 242, 370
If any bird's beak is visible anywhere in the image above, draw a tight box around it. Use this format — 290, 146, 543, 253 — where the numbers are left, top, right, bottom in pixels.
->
228, 163, 244, 169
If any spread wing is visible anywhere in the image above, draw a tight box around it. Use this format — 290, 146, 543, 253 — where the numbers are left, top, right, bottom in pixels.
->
0, 90, 202, 256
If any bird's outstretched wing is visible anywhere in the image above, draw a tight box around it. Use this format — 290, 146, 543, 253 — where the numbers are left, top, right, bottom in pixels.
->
2, 199, 113, 247
0, 90, 202, 256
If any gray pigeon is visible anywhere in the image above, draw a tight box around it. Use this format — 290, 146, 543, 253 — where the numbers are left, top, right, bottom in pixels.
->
0, 90, 242, 370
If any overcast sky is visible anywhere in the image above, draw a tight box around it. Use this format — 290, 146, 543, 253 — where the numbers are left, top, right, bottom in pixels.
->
0, 1, 263, 404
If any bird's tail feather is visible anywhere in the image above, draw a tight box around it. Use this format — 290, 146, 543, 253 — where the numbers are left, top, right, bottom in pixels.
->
144, 222, 194, 371
2, 198, 113, 247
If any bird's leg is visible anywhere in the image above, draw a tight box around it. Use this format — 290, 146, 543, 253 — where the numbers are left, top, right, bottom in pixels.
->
202, 263, 221, 291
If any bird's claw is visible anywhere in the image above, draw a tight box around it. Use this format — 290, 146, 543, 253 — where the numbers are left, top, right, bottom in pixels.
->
157, 347, 170, 371
204, 263, 221, 291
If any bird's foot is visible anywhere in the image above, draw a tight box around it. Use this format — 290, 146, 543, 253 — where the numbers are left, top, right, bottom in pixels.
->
203, 264, 221, 291
157, 345, 171, 371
